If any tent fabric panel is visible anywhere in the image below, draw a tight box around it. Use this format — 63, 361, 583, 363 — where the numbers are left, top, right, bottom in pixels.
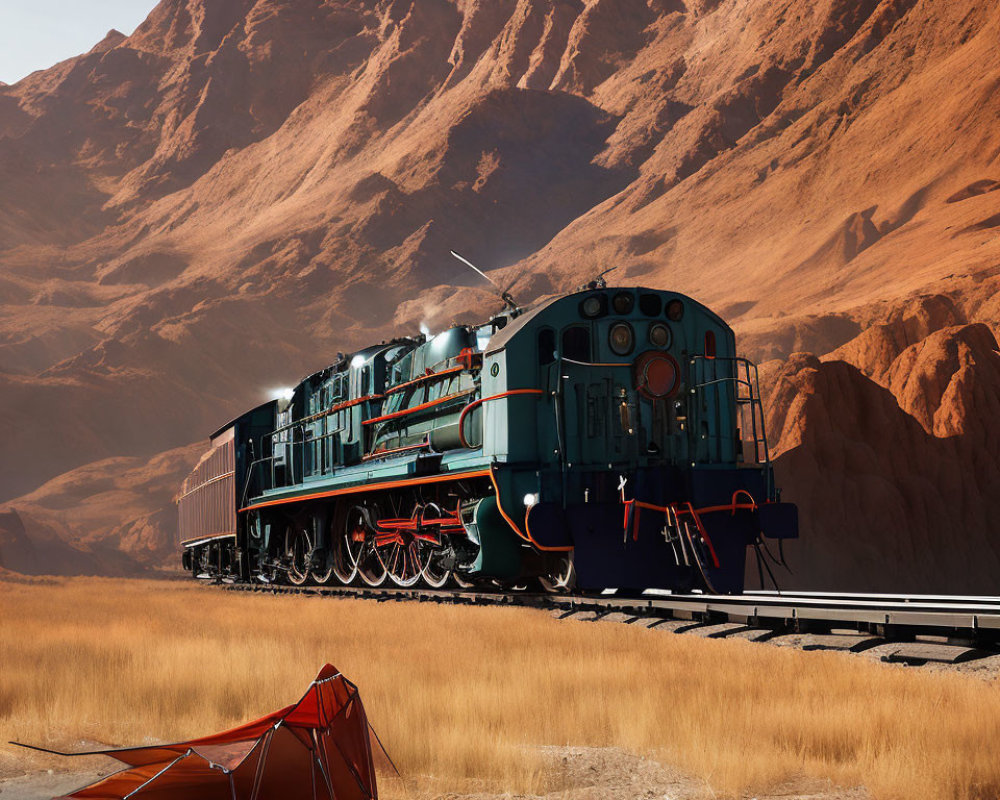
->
70, 747, 253, 800
100, 747, 191, 768
242, 725, 326, 800
36, 711, 290, 767
285, 676, 352, 730
65, 751, 229, 800
322, 698, 378, 800
188, 739, 260, 770
64, 760, 192, 799
119, 761, 232, 800
174, 707, 290, 749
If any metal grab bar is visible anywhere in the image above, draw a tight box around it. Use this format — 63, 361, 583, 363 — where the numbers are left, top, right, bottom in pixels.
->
689, 354, 771, 476
457, 389, 545, 449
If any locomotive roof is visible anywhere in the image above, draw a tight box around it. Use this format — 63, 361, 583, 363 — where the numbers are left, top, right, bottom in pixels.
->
484, 295, 559, 354
485, 287, 727, 355
207, 287, 728, 440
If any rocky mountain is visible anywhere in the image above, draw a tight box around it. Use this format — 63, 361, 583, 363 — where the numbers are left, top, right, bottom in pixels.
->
0, 0, 997, 588
0, 508, 141, 577
2, 443, 204, 573
763, 304, 1000, 593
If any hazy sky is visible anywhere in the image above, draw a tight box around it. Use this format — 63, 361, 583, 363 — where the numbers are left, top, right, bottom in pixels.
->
0, 1, 159, 85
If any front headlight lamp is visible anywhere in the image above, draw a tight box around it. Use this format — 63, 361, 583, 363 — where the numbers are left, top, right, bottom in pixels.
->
609, 322, 634, 356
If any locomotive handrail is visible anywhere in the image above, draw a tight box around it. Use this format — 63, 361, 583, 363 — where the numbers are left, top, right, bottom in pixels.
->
362, 439, 430, 461
457, 389, 546, 449
255, 381, 477, 496
273, 394, 383, 434
689, 354, 771, 494
363, 388, 476, 426
384, 365, 464, 395
269, 423, 354, 489
560, 357, 631, 368
693, 376, 755, 392
240, 455, 273, 508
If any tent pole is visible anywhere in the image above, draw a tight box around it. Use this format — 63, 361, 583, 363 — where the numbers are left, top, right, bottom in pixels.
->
123, 749, 191, 800
367, 719, 401, 778
330, 733, 375, 799
249, 728, 275, 800
312, 730, 335, 800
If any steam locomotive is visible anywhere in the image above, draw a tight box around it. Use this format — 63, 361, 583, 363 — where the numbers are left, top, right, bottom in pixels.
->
178, 282, 797, 594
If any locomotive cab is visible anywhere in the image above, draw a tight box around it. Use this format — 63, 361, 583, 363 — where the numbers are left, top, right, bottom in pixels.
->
476, 287, 797, 592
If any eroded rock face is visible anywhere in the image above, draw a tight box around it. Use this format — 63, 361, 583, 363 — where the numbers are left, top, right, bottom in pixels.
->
0, 508, 143, 577
825, 295, 966, 383
760, 318, 1000, 593
883, 324, 1000, 438
0, 443, 202, 574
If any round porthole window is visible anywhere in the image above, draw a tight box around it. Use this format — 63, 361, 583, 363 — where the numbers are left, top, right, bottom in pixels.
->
649, 323, 671, 348
580, 294, 607, 319
609, 322, 635, 356
612, 292, 634, 315
490, 363, 500, 377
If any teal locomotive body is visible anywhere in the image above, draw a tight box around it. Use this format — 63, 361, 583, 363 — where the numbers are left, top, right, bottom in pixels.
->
179, 286, 797, 593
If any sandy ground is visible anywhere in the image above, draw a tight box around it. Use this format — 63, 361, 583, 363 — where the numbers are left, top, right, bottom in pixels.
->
0, 768, 106, 800
440, 746, 871, 800
0, 747, 869, 800
0, 748, 109, 800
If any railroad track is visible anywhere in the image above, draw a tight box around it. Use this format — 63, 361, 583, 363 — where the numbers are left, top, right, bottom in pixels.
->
219, 582, 1000, 667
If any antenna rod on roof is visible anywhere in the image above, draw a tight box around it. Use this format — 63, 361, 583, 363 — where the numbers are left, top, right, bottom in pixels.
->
450, 250, 518, 312
579, 265, 618, 291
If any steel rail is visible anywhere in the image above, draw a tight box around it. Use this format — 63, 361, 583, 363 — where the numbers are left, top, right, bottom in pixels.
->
744, 589, 1000, 606
215, 583, 1000, 663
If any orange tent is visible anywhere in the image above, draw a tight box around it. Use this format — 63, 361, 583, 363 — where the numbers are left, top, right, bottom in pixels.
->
14, 664, 382, 800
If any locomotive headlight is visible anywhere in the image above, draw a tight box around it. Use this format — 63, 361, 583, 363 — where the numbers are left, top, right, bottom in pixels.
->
634, 351, 680, 399
581, 295, 605, 318
612, 291, 634, 315
476, 327, 491, 351
649, 323, 671, 348
350, 354, 366, 368
523, 493, 539, 507
609, 322, 634, 356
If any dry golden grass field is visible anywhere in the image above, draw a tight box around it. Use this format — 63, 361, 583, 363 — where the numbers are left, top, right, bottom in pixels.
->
2, 576, 1000, 799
